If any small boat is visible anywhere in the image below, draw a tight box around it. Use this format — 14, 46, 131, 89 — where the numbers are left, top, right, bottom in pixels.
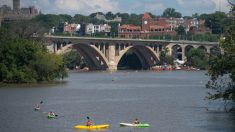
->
175, 66, 181, 70
34, 107, 40, 111
74, 124, 109, 130
120, 123, 150, 128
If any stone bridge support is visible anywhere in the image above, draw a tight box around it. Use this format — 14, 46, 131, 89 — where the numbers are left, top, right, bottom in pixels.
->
108, 44, 117, 70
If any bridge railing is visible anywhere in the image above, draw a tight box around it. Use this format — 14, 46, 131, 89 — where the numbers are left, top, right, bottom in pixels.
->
50, 32, 220, 42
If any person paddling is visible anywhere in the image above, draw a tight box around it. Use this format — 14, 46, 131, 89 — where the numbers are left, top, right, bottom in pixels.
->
86, 116, 93, 126
34, 101, 43, 111
34, 104, 40, 111
48, 111, 55, 117
133, 118, 140, 124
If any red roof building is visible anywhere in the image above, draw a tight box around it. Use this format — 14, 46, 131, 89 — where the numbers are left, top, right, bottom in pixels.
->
119, 12, 177, 39
118, 12, 210, 39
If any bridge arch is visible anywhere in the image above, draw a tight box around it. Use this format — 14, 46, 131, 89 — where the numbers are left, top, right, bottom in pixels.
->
73, 44, 109, 70
185, 45, 194, 59
198, 46, 207, 52
58, 43, 109, 70
171, 44, 183, 61
116, 45, 159, 69
210, 46, 221, 55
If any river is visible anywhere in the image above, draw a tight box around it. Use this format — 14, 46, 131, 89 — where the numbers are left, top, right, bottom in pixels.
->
0, 71, 234, 132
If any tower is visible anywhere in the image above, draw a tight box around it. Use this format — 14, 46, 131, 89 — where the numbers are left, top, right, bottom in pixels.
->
142, 12, 152, 31
13, 0, 20, 11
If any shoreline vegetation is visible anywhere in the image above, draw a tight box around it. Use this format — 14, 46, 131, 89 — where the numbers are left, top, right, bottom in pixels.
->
0, 28, 68, 84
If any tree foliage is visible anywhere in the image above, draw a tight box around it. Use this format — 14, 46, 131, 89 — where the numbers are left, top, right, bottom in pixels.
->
33, 14, 72, 29
2, 20, 47, 39
162, 8, 182, 18
177, 25, 186, 35
186, 48, 208, 69
203, 11, 227, 34
159, 47, 174, 65
206, 5, 235, 110
0, 28, 67, 83
63, 51, 82, 70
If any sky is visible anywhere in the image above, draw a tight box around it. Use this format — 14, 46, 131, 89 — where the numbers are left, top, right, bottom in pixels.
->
0, 0, 233, 16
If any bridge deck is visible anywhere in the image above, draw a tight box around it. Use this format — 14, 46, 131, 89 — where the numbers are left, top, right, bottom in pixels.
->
45, 35, 218, 45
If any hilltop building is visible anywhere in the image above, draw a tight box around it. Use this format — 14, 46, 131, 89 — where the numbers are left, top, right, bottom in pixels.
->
63, 22, 111, 36
86, 23, 111, 34
0, 0, 39, 27
64, 22, 81, 33
118, 12, 211, 39
95, 14, 122, 22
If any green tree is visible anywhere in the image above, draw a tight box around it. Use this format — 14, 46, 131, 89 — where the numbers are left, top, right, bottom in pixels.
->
186, 48, 208, 69
33, 14, 72, 29
117, 13, 130, 24
159, 47, 174, 65
162, 8, 182, 18
126, 13, 142, 26
204, 11, 227, 34
105, 12, 115, 20
108, 22, 119, 37
177, 25, 186, 35
5, 20, 47, 39
63, 51, 82, 70
192, 13, 199, 19
0, 28, 67, 83
89, 12, 104, 18
206, 4, 235, 111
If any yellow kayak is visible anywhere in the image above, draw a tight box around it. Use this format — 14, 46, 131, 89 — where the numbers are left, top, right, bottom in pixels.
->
74, 124, 109, 130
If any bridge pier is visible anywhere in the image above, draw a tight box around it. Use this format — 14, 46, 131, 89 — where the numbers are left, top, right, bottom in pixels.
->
181, 45, 186, 62
107, 44, 117, 71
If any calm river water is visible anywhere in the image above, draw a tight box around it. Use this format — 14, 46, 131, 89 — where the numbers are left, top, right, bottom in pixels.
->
0, 71, 234, 132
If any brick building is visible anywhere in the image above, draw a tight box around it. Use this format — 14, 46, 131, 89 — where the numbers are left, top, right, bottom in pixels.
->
118, 12, 176, 39
118, 12, 211, 39
64, 22, 81, 33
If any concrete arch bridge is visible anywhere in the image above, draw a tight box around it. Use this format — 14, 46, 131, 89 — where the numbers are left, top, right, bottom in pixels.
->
45, 36, 218, 70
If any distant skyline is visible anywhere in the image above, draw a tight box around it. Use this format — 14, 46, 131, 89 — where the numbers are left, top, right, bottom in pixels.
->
0, 0, 232, 16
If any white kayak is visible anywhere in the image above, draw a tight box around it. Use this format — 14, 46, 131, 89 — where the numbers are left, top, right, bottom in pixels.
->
120, 123, 150, 128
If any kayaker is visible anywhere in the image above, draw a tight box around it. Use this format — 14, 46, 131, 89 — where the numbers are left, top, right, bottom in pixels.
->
48, 111, 55, 117
35, 104, 40, 110
133, 118, 140, 124
86, 117, 93, 126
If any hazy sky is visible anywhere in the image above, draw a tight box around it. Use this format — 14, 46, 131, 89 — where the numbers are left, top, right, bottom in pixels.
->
0, 0, 232, 16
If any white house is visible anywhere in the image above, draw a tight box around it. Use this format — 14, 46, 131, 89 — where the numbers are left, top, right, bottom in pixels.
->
86, 24, 111, 34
